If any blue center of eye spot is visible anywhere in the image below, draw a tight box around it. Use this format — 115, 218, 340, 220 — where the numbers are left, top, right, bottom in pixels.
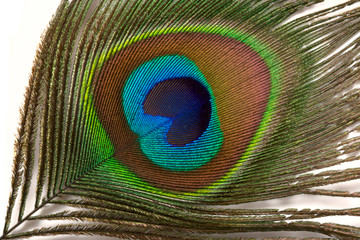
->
122, 55, 223, 171
143, 77, 212, 147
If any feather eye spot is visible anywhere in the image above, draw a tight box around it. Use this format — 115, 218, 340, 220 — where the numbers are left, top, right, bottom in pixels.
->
93, 31, 274, 191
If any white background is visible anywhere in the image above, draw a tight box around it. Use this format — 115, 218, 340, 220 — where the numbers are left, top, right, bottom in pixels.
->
0, 0, 359, 238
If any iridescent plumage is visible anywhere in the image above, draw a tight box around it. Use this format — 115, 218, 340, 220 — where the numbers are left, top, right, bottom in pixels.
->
2, 0, 360, 239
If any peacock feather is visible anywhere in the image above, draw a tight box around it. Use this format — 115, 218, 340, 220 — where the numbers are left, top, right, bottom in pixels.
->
2, 0, 360, 239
